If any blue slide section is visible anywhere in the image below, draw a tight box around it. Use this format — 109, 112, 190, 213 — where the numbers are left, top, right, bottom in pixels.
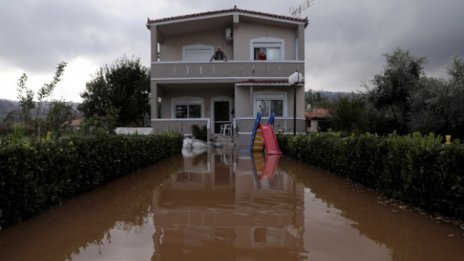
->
249, 112, 262, 154
268, 112, 275, 126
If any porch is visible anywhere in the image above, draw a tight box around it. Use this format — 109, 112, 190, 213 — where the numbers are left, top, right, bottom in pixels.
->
151, 116, 307, 148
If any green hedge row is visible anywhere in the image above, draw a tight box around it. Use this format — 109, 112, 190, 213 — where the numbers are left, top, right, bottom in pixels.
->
278, 133, 464, 220
0, 133, 182, 228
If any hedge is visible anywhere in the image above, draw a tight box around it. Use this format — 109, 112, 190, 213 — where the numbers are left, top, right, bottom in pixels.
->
278, 132, 464, 221
0, 133, 182, 228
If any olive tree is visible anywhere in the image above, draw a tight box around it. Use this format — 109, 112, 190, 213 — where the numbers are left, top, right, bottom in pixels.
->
16, 62, 67, 137
367, 48, 426, 134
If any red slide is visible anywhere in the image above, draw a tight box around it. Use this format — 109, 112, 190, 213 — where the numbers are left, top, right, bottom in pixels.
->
259, 124, 282, 155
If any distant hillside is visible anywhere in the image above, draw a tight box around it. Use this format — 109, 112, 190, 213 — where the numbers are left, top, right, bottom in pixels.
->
305, 91, 358, 111
0, 99, 80, 121
318, 91, 350, 101
0, 99, 19, 120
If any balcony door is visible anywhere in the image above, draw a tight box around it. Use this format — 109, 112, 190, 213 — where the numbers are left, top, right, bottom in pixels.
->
212, 98, 232, 134
183, 44, 213, 61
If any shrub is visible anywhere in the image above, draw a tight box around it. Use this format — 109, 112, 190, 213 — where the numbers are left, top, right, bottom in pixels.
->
0, 133, 182, 228
279, 132, 464, 221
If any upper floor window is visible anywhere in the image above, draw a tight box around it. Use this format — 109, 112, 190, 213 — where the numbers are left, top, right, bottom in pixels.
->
250, 37, 284, 61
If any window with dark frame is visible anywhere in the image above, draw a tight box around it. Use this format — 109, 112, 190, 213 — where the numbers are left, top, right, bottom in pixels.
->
175, 104, 201, 118
256, 99, 283, 117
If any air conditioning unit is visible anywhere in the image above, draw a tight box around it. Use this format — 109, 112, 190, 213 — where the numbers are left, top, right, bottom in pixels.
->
225, 27, 233, 40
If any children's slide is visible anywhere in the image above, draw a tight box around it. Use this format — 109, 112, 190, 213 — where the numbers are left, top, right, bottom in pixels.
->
260, 125, 281, 155
249, 112, 282, 155
251, 128, 264, 152
249, 112, 262, 153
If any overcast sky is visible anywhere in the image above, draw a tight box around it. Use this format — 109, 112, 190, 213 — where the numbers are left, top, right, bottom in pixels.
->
1, 0, 463, 102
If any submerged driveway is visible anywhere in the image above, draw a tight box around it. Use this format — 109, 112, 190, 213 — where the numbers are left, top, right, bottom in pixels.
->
0, 148, 463, 261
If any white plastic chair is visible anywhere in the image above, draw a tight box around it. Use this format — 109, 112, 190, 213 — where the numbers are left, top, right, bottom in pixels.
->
220, 124, 232, 136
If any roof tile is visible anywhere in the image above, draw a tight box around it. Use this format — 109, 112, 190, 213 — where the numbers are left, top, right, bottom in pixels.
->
147, 7, 308, 25
305, 108, 330, 119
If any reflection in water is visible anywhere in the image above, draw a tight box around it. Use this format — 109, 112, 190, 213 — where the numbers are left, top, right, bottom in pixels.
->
0, 147, 463, 261
281, 159, 464, 261
0, 156, 180, 261
250, 153, 281, 191
152, 147, 305, 260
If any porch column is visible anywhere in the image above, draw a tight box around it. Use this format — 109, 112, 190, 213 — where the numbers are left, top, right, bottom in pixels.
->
150, 25, 158, 62
151, 82, 158, 119
297, 24, 305, 61
150, 24, 159, 122
249, 85, 254, 116
297, 84, 305, 118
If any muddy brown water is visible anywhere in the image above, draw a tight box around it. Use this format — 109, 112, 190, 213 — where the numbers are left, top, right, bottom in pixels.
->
0, 147, 463, 261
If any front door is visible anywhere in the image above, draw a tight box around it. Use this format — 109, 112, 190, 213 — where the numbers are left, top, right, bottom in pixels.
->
213, 100, 231, 134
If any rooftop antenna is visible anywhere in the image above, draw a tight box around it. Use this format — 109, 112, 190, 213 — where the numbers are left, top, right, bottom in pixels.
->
289, 0, 314, 17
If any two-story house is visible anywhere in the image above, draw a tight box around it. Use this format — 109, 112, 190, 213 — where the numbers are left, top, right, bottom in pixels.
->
147, 6, 308, 145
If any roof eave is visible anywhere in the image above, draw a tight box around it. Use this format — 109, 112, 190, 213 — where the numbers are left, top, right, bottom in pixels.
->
147, 8, 308, 27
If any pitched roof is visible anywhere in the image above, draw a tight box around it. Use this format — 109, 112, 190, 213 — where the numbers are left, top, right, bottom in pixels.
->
67, 118, 83, 126
305, 108, 330, 119
147, 6, 308, 26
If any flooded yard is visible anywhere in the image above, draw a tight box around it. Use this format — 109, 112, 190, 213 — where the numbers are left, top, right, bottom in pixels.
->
0, 146, 463, 260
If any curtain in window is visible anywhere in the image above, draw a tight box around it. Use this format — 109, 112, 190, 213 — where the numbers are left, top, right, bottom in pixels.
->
256, 99, 283, 116
175, 104, 201, 118
266, 48, 281, 61
270, 100, 283, 116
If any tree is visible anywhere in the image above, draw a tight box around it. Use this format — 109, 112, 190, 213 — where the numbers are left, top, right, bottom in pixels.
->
408, 77, 448, 134
367, 48, 426, 134
329, 93, 368, 134
16, 62, 67, 137
448, 54, 464, 85
79, 57, 150, 127
305, 90, 328, 110
408, 56, 464, 138
46, 100, 75, 135
80, 104, 119, 135
17, 74, 35, 125
3, 110, 20, 128
446, 55, 464, 138
35, 63, 67, 125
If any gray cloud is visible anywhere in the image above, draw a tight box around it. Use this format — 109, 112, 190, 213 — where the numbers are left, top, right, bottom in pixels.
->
1, 0, 463, 93
1, 1, 109, 71
305, 0, 464, 90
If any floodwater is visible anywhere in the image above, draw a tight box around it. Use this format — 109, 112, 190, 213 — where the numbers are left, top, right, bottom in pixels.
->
0, 147, 463, 261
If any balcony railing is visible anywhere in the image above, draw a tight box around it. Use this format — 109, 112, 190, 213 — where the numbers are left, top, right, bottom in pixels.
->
151, 61, 304, 81
234, 117, 306, 135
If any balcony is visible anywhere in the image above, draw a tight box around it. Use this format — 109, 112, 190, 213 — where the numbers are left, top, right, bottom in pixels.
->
151, 61, 304, 83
